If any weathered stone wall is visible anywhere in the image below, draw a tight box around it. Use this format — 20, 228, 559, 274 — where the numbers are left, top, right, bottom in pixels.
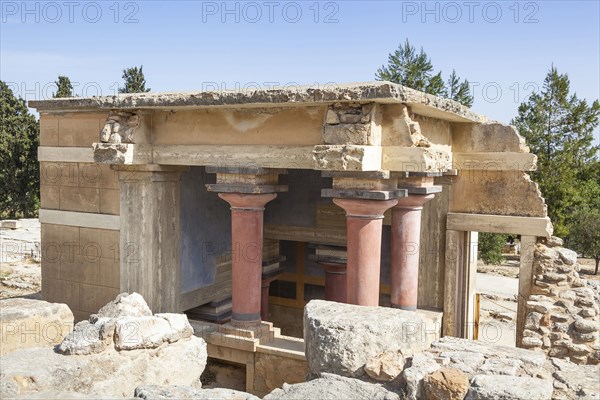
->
521, 237, 599, 364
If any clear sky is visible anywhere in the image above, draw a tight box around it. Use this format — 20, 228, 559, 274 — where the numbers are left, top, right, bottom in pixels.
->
1, 0, 599, 141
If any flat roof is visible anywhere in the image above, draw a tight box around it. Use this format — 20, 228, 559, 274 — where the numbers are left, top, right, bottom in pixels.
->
29, 81, 488, 123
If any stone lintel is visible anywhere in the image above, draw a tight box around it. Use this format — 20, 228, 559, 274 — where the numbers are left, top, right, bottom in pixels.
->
399, 185, 443, 195
321, 188, 407, 200
206, 183, 288, 194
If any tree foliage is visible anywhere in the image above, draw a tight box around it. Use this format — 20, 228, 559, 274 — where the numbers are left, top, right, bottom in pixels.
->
0, 81, 39, 218
478, 233, 509, 265
119, 66, 151, 93
376, 39, 474, 107
512, 66, 600, 238
53, 76, 73, 98
567, 206, 600, 274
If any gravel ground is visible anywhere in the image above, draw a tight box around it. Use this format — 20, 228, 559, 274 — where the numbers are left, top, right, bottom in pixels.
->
0, 219, 41, 300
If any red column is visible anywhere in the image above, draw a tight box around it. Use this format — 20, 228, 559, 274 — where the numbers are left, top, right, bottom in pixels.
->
390, 194, 434, 310
218, 193, 276, 327
333, 198, 397, 306
261, 274, 279, 322
319, 262, 347, 303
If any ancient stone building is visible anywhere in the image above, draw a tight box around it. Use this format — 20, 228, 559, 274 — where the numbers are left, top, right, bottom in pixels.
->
31, 82, 555, 392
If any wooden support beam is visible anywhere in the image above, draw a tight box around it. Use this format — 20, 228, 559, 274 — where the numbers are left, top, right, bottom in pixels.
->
447, 213, 552, 237
462, 231, 478, 339
443, 230, 464, 337
453, 152, 536, 171
179, 279, 232, 312
516, 235, 537, 347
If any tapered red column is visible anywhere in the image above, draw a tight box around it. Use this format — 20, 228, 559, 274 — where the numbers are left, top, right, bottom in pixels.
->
333, 198, 398, 306
218, 193, 276, 327
320, 262, 347, 303
390, 194, 434, 310
260, 274, 279, 321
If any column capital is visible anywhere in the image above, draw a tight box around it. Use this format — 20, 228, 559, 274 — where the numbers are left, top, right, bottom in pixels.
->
205, 166, 288, 194
333, 198, 398, 219
218, 193, 277, 211
393, 193, 436, 210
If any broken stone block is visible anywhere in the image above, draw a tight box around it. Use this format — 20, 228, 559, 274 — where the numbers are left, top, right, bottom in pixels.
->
90, 292, 152, 322
402, 352, 441, 400
263, 373, 399, 400
0, 298, 73, 355
556, 248, 577, 265
478, 358, 523, 376
364, 350, 406, 382
134, 385, 260, 400
114, 316, 172, 350
156, 313, 194, 343
304, 300, 436, 379
0, 336, 207, 399
467, 375, 553, 400
57, 320, 109, 355
422, 367, 468, 400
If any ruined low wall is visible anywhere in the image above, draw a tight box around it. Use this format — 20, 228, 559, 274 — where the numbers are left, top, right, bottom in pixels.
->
522, 237, 599, 364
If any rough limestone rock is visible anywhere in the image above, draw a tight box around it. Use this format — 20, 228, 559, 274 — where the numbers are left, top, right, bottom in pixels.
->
432, 337, 547, 366
262, 373, 399, 400
523, 240, 599, 364
114, 316, 173, 350
551, 358, 600, 399
466, 374, 553, 400
90, 292, 152, 322
423, 367, 469, 400
58, 295, 194, 355
1, 293, 206, 399
57, 320, 110, 355
364, 350, 406, 382
156, 313, 194, 343
304, 300, 435, 379
0, 337, 206, 398
402, 352, 442, 400
134, 385, 259, 400
0, 298, 74, 355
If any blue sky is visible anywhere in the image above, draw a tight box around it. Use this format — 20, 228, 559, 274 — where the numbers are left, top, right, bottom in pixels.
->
1, 0, 599, 140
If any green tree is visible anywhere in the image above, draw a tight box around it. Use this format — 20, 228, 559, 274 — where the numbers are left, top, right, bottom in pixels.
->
478, 233, 509, 265
53, 75, 73, 98
0, 81, 40, 218
376, 39, 474, 107
446, 69, 474, 107
119, 65, 151, 93
567, 206, 600, 274
512, 66, 600, 237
